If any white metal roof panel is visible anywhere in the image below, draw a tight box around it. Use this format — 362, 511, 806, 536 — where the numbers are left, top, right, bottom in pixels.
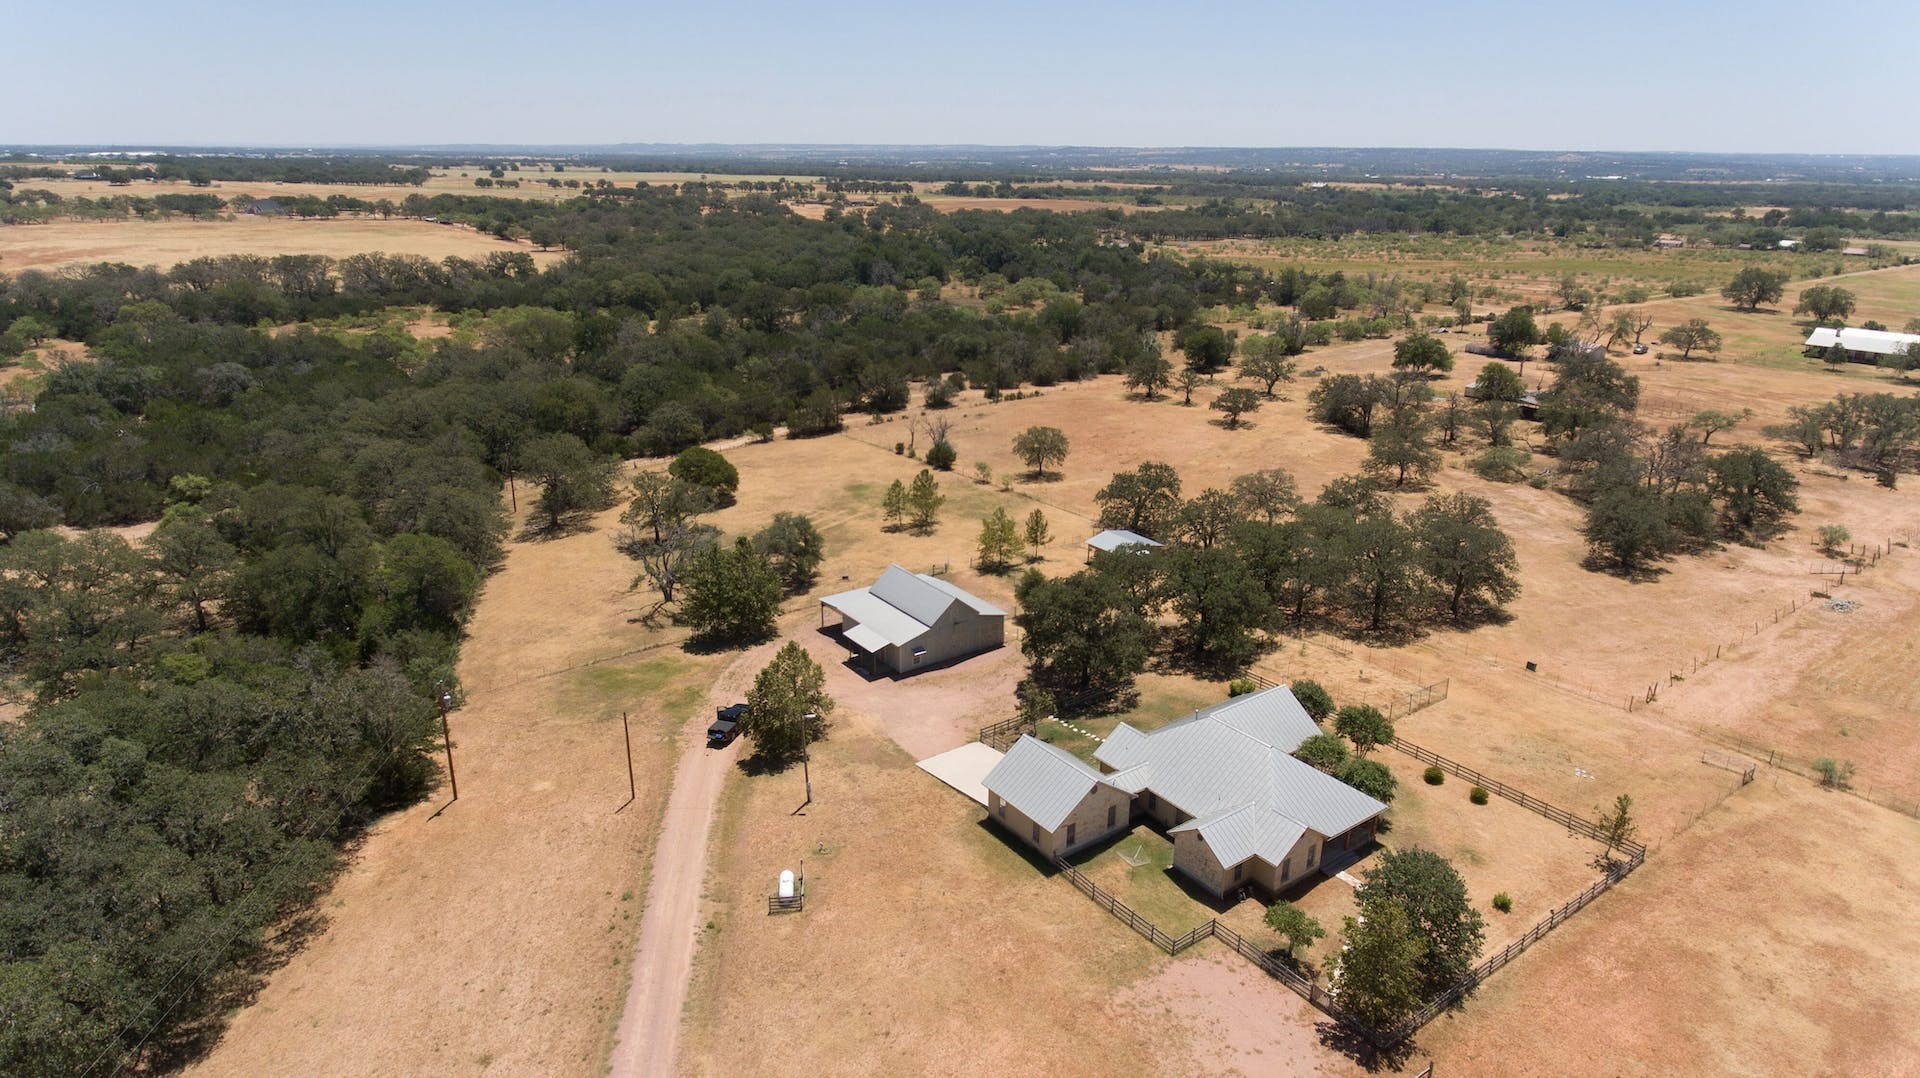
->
983, 735, 1109, 832
1806, 326, 1920, 356
1093, 686, 1385, 855
819, 587, 931, 648
915, 571, 1006, 616
1087, 529, 1163, 552
869, 564, 960, 626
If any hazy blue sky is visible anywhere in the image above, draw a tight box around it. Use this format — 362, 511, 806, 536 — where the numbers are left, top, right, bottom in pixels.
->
10, 0, 1917, 153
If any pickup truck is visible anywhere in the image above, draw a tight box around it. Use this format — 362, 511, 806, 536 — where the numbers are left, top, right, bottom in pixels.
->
708, 704, 748, 747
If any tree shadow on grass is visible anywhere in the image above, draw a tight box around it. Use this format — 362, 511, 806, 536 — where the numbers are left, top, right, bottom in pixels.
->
513, 514, 598, 543
147, 830, 368, 1070
733, 725, 833, 778
680, 625, 778, 656
1443, 604, 1518, 631
1315, 1020, 1417, 1073
1579, 551, 1671, 583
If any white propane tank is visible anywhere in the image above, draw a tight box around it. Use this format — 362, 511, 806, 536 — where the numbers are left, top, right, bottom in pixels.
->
778, 869, 796, 899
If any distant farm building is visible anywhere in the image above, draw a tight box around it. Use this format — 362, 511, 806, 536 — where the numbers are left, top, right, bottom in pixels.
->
984, 685, 1388, 897
1805, 326, 1920, 364
245, 199, 287, 216
1841, 246, 1869, 257
1463, 380, 1542, 420
1085, 528, 1162, 561
819, 565, 1004, 676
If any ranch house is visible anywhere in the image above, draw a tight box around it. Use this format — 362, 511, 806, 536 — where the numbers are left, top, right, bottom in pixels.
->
819, 565, 1005, 677
983, 685, 1387, 898
1804, 326, 1920, 365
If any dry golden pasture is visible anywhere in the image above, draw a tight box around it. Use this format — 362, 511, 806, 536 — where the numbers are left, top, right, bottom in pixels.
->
0, 216, 560, 274
187, 262, 1920, 1077
673, 326, 1920, 1075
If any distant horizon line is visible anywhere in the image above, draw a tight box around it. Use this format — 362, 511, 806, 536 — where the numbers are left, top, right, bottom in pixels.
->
5, 142, 1919, 160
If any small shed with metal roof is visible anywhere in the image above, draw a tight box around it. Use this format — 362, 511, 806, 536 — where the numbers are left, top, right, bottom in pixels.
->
1085, 528, 1163, 561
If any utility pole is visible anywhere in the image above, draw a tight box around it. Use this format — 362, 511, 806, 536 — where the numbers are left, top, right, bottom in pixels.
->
438, 689, 458, 806
801, 712, 816, 807
619, 710, 636, 810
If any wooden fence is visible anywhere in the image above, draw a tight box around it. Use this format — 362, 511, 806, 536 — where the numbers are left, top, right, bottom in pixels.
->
979, 685, 1121, 751
1055, 857, 1205, 955
1050, 732, 1649, 1053
1700, 729, 1920, 821
1383, 854, 1643, 1042
768, 874, 805, 915
1209, 920, 1347, 1017
1053, 856, 1356, 1027
1238, 670, 1450, 723
1383, 679, 1450, 721
978, 714, 1032, 752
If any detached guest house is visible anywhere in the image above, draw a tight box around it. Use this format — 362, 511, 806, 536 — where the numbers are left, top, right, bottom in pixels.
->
984, 686, 1387, 897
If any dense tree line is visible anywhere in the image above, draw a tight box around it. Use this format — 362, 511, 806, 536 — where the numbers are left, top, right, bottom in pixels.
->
0, 156, 431, 186
0, 303, 520, 1070
1016, 463, 1521, 691
1770, 392, 1920, 477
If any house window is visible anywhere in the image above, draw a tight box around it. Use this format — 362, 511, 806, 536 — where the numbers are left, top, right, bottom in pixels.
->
1281, 857, 1292, 883
1065, 823, 1076, 848
1146, 793, 1158, 811
1306, 843, 1318, 867
1032, 823, 1041, 844
997, 800, 1006, 819
1106, 804, 1116, 829
1232, 864, 1244, 883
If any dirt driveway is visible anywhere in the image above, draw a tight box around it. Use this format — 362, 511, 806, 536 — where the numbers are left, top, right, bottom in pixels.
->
607, 644, 769, 1076
789, 620, 1025, 759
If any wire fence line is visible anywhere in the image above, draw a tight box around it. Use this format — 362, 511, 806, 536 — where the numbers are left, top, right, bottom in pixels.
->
1239, 669, 1450, 723
1697, 729, 1920, 821
1637, 538, 1898, 709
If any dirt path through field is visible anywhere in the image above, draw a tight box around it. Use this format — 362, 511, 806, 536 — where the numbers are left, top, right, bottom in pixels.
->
607, 643, 771, 1076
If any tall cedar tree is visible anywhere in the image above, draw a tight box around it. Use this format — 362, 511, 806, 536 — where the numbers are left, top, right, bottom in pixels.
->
907, 469, 944, 532
742, 640, 834, 767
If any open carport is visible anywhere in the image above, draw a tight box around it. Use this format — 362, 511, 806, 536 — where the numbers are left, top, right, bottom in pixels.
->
915, 743, 1005, 807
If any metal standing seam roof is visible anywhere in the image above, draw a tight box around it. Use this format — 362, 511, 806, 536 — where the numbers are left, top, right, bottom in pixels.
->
912, 571, 1007, 616
869, 564, 962, 625
1094, 685, 1386, 866
1170, 804, 1307, 869
819, 565, 1004, 650
819, 588, 935, 649
1182, 685, 1323, 753
982, 735, 1119, 832
1087, 528, 1163, 553
1805, 326, 1920, 357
